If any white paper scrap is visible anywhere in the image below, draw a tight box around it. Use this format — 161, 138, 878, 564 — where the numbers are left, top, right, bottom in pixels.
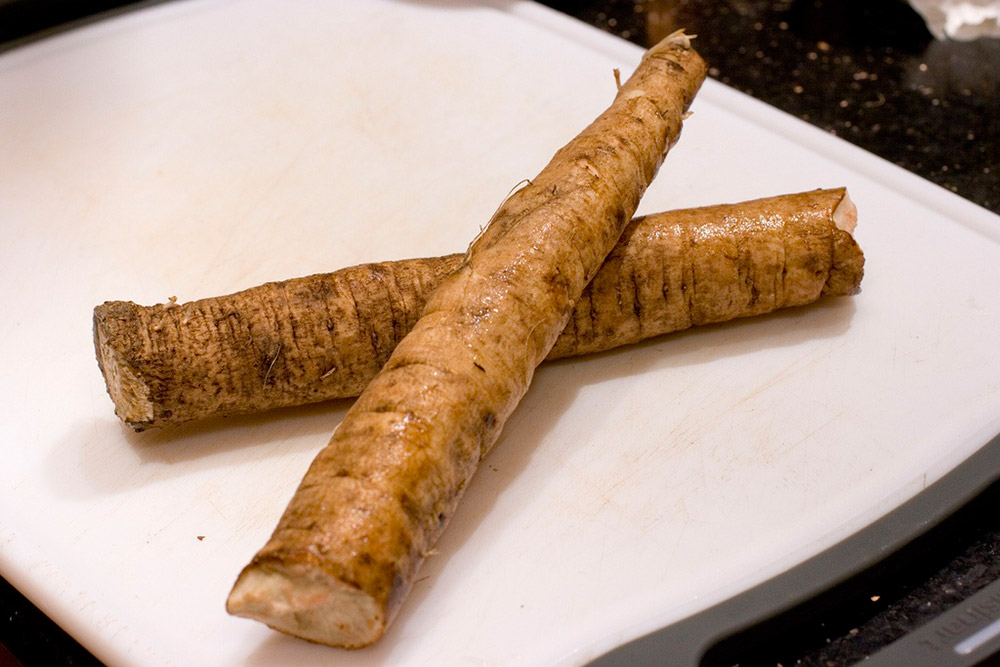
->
908, 0, 1000, 40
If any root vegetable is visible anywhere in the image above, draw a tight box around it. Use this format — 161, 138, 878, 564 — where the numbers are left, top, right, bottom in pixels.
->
225, 32, 707, 647
93, 188, 863, 430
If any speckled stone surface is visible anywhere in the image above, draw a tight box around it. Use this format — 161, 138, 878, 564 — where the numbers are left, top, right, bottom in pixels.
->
541, 0, 999, 215
1, 1, 998, 665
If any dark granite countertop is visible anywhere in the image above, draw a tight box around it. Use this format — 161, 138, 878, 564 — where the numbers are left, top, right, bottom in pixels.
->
1, 1, 998, 665
542, 0, 999, 215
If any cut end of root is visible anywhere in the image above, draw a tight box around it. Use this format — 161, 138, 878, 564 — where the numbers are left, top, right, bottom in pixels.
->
93, 308, 155, 429
833, 189, 858, 235
227, 564, 384, 649
825, 188, 865, 297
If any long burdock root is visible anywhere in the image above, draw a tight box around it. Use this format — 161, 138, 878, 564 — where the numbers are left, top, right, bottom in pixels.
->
94, 188, 863, 430
93, 256, 460, 429
225, 32, 707, 647
553, 186, 863, 357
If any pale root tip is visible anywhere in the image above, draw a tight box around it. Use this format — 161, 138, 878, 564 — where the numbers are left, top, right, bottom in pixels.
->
833, 189, 858, 235
227, 565, 384, 649
649, 29, 695, 54
94, 315, 154, 428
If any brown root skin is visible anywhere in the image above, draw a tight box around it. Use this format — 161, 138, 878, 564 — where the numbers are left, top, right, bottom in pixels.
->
93, 188, 863, 430
93, 254, 462, 430
226, 32, 707, 648
552, 187, 864, 358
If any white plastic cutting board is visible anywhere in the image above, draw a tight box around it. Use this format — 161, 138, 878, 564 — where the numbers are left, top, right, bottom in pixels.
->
2, 1, 999, 665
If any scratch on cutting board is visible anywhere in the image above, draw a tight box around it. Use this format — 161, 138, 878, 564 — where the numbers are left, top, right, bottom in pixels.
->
734, 340, 851, 408
194, 137, 315, 287
591, 476, 630, 517
661, 503, 692, 567
784, 409, 846, 454
205, 496, 227, 521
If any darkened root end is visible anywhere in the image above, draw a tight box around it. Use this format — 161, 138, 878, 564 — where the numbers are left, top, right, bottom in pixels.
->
93, 303, 154, 430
